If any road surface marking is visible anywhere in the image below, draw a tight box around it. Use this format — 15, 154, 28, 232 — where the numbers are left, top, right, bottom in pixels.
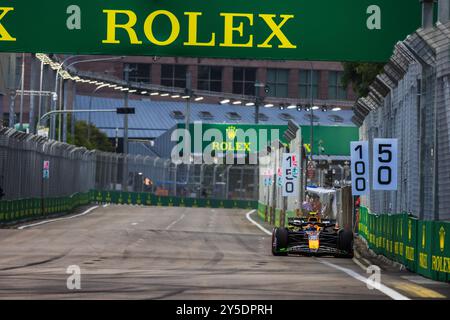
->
166, 213, 186, 230
245, 210, 272, 235
391, 282, 446, 298
18, 206, 100, 230
102, 204, 109, 208
352, 257, 369, 271
401, 275, 447, 285
318, 259, 410, 300
245, 209, 409, 300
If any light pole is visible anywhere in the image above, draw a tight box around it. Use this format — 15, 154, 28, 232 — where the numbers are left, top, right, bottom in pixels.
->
87, 83, 109, 141
50, 55, 82, 140
254, 82, 264, 124
19, 53, 25, 131
122, 64, 131, 191
51, 55, 124, 140
309, 63, 314, 161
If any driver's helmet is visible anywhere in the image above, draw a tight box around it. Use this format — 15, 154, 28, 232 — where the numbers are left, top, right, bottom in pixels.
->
307, 211, 319, 222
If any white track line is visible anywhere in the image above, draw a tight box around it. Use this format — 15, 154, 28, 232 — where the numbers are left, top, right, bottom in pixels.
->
245, 209, 409, 300
165, 213, 186, 230
318, 259, 410, 300
245, 210, 272, 235
102, 203, 110, 208
18, 205, 99, 230
352, 257, 369, 271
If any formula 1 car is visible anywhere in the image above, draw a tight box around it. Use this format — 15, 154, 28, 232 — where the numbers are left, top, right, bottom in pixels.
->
272, 212, 354, 258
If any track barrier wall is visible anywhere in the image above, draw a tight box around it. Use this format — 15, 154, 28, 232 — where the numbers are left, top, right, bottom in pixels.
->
0, 192, 91, 225
358, 207, 450, 282
0, 190, 257, 226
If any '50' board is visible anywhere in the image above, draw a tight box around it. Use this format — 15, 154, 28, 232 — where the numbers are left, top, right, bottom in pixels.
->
373, 139, 398, 190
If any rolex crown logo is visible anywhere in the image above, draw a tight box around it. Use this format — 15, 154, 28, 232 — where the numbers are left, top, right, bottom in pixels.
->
439, 226, 445, 252
226, 126, 237, 140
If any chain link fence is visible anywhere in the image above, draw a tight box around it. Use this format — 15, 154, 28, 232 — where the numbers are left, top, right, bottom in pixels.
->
355, 21, 450, 221
0, 127, 258, 201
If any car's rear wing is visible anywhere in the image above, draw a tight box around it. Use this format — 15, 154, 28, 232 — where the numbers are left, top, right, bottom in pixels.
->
288, 217, 336, 228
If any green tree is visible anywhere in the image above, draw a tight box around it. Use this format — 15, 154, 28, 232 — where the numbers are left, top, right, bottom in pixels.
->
342, 62, 385, 98
66, 114, 114, 152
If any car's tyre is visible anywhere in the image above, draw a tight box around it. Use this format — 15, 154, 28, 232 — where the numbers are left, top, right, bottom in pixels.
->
336, 228, 354, 258
272, 227, 288, 256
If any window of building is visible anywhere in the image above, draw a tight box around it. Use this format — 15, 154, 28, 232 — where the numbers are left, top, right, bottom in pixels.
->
328, 71, 348, 100
198, 111, 214, 120
226, 112, 242, 120
232, 67, 256, 96
328, 115, 344, 123
254, 113, 269, 121
279, 113, 294, 121
170, 110, 185, 120
299, 70, 319, 99
266, 69, 289, 98
304, 114, 320, 122
124, 63, 151, 83
198, 66, 222, 92
161, 64, 187, 88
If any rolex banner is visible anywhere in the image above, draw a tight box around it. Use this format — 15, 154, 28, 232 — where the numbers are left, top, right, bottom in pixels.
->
0, 0, 420, 62
358, 207, 450, 283
178, 123, 359, 157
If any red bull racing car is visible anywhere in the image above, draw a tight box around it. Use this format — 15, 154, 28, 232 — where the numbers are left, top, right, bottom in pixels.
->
272, 212, 354, 258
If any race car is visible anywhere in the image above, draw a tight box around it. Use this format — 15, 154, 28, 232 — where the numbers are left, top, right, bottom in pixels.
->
271, 212, 354, 258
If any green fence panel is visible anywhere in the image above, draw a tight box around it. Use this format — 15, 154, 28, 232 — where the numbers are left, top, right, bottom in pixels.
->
216, 199, 225, 208
417, 220, 433, 279
154, 195, 168, 207
274, 209, 281, 227
389, 214, 396, 260
393, 214, 406, 265
285, 210, 295, 227
372, 213, 378, 252
431, 221, 450, 282
51, 198, 56, 214
141, 193, 152, 206
385, 215, 392, 259
94, 190, 103, 203
358, 207, 367, 239
404, 216, 418, 272
116, 192, 125, 204
0, 201, 6, 222
90, 190, 96, 202
134, 193, 144, 206
111, 191, 122, 204
102, 191, 112, 203
380, 214, 386, 256
36, 199, 42, 217
165, 196, 177, 207
3, 201, 8, 222
12, 200, 18, 220
6, 200, 12, 221
258, 203, 266, 222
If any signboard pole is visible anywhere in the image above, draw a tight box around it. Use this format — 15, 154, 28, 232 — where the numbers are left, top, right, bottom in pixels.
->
122, 67, 130, 192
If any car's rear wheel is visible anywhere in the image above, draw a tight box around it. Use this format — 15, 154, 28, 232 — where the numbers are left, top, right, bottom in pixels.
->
272, 227, 288, 256
336, 228, 354, 258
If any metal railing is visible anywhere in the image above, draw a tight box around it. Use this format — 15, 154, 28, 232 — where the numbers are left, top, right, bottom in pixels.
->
0, 127, 258, 201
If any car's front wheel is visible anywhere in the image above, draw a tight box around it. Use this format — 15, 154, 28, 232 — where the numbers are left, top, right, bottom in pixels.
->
336, 228, 354, 258
272, 227, 288, 256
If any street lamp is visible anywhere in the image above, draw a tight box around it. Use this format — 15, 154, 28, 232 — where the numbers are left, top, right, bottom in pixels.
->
87, 83, 109, 141
51, 55, 124, 141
